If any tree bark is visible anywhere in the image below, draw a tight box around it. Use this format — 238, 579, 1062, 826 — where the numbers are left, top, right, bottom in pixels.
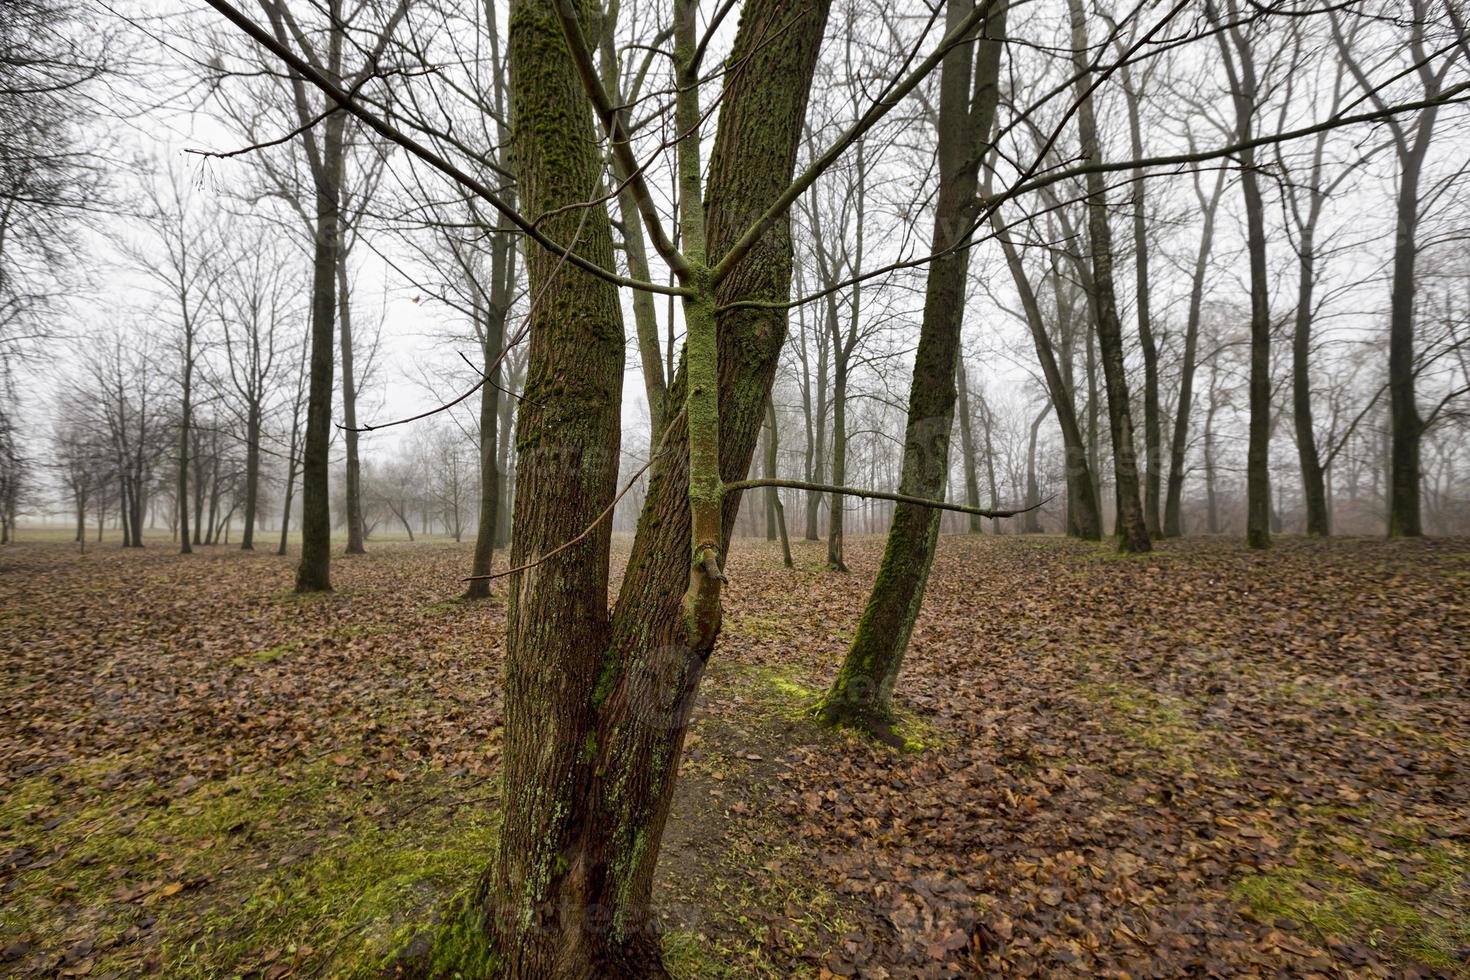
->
1067, 0, 1150, 553
819, 0, 1007, 733
996, 224, 1101, 539
466, 0, 630, 970
464, 278, 508, 600
954, 352, 984, 533
1164, 163, 1225, 537
295, 113, 344, 591
766, 396, 793, 567
337, 253, 366, 555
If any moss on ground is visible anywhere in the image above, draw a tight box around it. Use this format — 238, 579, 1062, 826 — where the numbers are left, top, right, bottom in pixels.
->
1233, 809, 1470, 972
1078, 679, 1210, 772
672, 831, 852, 978
0, 756, 497, 977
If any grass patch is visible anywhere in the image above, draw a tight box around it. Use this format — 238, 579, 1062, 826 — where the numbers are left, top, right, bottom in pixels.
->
1233, 811, 1470, 971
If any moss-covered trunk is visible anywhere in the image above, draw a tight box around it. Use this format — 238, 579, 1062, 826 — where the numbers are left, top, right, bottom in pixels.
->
499, 0, 832, 969
819, 0, 1007, 732
472, 0, 626, 972
452, 0, 828, 971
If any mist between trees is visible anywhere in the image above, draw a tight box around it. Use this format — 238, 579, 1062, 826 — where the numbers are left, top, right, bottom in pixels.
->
1, 0, 1469, 973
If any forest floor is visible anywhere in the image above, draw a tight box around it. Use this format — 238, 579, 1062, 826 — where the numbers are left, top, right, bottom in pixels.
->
0, 531, 1467, 978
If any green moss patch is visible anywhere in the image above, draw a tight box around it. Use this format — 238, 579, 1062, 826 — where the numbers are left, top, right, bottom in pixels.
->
1079, 679, 1213, 773
0, 756, 497, 977
1233, 810, 1470, 971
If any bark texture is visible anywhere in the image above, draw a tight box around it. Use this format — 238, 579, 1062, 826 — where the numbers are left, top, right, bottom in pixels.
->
1067, 0, 1150, 554
819, 0, 1007, 732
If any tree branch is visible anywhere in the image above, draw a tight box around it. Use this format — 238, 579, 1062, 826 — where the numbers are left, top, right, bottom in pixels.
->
722, 478, 1044, 519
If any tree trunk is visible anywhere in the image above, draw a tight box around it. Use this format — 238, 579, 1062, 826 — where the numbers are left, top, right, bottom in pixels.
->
954, 353, 984, 533
495, 360, 516, 549
469, 0, 628, 970
995, 219, 1101, 539
819, 0, 1006, 734
1023, 402, 1050, 533
1085, 309, 1101, 516
192, 428, 205, 546
1210, 3, 1271, 549
1164, 165, 1224, 537
1205, 359, 1221, 534
178, 334, 193, 555
978, 393, 1001, 535
826, 351, 848, 570
1387, 140, 1430, 537
277, 465, 295, 556
1116, 60, 1162, 536
337, 253, 366, 555
463, 0, 832, 971
1067, 0, 1149, 553
766, 397, 793, 568
205, 446, 221, 545
295, 115, 345, 592
1293, 225, 1329, 536
465, 289, 507, 600
241, 407, 261, 549
805, 349, 827, 541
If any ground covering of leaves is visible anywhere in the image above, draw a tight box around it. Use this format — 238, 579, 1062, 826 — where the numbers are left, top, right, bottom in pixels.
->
1, 531, 1467, 978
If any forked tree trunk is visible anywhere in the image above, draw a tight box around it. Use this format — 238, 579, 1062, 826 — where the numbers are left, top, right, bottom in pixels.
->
819, 0, 1007, 734
458, 0, 833, 972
